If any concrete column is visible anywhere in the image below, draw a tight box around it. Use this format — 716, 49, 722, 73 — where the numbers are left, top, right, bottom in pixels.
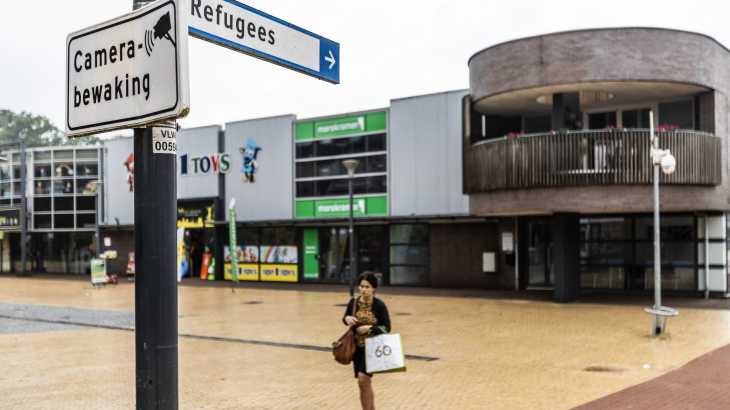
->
553, 213, 580, 303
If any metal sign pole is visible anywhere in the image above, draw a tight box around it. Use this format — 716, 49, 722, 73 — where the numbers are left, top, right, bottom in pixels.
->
134, 123, 178, 410
133, 3, 178, 409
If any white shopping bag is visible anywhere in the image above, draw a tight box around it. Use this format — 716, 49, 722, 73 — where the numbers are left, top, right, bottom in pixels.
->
365, 334, 406, 374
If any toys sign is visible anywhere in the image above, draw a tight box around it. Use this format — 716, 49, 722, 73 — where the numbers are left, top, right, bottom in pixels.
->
65, 0, 190, 137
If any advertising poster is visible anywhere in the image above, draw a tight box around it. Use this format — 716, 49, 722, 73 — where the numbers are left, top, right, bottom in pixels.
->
260, 246, 298, 264
224, 263, 260, 281
260, 264, 298, 282
90, 259, 107, 284
223, 246, 259, 281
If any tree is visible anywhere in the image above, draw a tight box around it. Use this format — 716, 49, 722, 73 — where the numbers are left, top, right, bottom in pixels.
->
0, 109, 102, 147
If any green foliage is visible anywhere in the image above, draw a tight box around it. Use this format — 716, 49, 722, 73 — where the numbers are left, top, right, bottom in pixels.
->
0, 109, 102, 148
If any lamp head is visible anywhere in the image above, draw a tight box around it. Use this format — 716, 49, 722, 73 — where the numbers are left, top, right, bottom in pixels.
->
661, 153, 676, 175
341, 159, 360, 179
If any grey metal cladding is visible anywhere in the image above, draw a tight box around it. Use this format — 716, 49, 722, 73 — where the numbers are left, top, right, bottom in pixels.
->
390, 90, 470, 217
224, 115, 295, 221
103, 137, 135, 225
177, 125, 221, 200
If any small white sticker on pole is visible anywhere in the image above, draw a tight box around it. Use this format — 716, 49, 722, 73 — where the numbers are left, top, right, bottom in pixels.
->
152, 127, 177, 154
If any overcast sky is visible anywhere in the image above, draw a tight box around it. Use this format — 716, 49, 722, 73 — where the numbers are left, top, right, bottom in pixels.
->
1, 0, 728, 137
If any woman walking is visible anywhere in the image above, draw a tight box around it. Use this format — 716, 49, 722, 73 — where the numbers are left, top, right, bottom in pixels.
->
342, 272, 391, 410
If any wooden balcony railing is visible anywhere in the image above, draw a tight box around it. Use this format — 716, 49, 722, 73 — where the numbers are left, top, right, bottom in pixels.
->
464, 130, 721, 193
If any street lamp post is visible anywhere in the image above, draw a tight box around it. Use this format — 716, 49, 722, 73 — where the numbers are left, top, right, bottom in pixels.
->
647, 111, 678, 336
341, 159, 360, 297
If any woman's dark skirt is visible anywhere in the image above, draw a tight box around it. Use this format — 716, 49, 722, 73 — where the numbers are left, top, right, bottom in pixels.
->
352, 346, 373, 378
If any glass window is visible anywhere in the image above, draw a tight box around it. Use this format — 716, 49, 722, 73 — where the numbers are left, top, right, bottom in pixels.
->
34, 197, 51, 212
34, 151, 51, 161
296, 142, 314, 159
0, 164, 10, 181
53, 162, 74, 177
296, 181, 315, 198
641, 267, 695, 291
580, 217, 630, 241
236, 228, 260, 245
390, 224, 429, 244
76, 162, 98, 177
35, 164, 52, 178
296, 162, 315, 178
316, 138, 349, 157
358, 226, 383, 276
389, 246, 429, 265
390, 266, 428, 286
581, 266, 626, 289
366, 176, 387, 194
524, 115, 552, 134
11, 153, 20, 163
659, 100, 693, 129
54, 151, 73, 160
34, 215, 51, 229
34, 181, 51, 195
55, 214, 74, 229
76, 214, 96, 229
635, 242, 695, 266
366, 155, 387, 173
580, 242, 629, 265
12, 165, 21, 179
351, 136, 366, 153
76, 150, 98, 159
588, 111, 617, 129
621, 108, 651, 129
76, 196, 96, 211
77, 179, 98, 194
54, 179, 74, 195
261, 227, 296, 245
316, 179, 349, 197
0, 182, 10, 198
368, 134, 386, 152
54, 197, 74, 211
11, 182, 21, 197
635, 216, 694, 240
317, 159, 339, 177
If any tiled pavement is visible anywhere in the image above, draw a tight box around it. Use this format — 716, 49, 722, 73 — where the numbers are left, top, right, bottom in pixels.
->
1, 275, 730, 409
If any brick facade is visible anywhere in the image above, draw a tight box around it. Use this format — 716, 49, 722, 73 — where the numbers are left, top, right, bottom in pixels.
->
467, 28, 730, 216
469, 28, 730, 103
429, 223, 500, 289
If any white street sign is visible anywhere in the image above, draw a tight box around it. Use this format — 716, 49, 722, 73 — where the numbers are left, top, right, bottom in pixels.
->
66, 0, 190, 138
187, 0, 339, 84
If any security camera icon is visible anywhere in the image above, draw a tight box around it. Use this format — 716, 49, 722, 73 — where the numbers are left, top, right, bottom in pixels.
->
144, 12, 175, 56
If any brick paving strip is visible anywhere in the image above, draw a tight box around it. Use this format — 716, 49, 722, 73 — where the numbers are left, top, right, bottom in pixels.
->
571, 343, 730, 410
0, 303, 439, 362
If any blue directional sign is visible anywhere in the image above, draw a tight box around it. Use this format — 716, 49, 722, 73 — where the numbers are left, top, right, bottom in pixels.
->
188, 0, 340, 84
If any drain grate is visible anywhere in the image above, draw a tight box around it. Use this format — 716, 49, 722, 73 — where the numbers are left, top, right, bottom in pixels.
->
242, 301, 262, 305
584, 366, 630, 373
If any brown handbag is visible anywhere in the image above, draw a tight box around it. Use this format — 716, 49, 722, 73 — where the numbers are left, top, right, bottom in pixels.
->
332, 297, 359, 365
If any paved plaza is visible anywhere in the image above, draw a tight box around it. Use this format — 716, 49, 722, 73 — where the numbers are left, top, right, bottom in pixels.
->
1, 276, 730, 409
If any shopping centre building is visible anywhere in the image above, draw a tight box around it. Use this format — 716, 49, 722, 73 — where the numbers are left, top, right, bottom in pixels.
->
2, 28, 729, 300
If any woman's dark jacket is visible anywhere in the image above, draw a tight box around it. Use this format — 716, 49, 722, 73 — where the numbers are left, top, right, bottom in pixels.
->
342, 297, 391, 335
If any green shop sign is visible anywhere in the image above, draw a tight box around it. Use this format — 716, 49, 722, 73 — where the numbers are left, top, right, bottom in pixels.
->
296, 196, 387, 218
296, 111, 387, 140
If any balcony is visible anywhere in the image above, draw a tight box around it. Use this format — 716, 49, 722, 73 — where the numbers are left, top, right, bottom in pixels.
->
464, 130, 721, 193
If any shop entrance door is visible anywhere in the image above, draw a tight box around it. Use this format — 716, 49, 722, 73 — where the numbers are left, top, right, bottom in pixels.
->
318, 227, 351, 283
524, 218, 554, 288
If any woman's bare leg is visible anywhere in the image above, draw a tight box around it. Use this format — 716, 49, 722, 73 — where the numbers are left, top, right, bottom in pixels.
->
358, 373, 375, 410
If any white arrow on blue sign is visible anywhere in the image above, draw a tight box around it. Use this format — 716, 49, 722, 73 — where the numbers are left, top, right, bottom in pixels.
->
188, 0, 340, 84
